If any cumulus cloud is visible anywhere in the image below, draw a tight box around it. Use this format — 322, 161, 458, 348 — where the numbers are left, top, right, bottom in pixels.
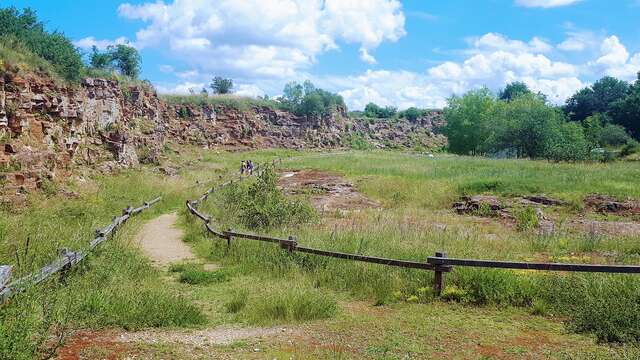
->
73, 36, 130, 50
515, 0, 582, 8
117, 0, 405, 78
591, 36, 640, 81
330, 33, 587, 110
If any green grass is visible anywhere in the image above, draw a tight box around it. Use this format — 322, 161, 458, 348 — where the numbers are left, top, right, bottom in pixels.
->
3, 147, 640, 358
161, 93, 285, 112
183, 149, 640, 346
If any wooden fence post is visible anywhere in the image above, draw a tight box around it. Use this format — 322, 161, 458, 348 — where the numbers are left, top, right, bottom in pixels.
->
433, 251, 447, 296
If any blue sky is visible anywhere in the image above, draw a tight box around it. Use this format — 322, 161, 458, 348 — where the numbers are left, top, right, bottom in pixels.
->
3, 0, 640, 109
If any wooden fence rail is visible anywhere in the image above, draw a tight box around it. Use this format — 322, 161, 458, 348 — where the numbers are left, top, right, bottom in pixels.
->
186, 160, 640, 296
0, 196, 161, 303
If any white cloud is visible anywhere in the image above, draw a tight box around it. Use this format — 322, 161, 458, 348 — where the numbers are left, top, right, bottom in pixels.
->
159, 65, 175, 73
468, 33, 552, 54
329, 33, 587, 110
73, 36, 130, 50
118, 0, 405, 78
591, 36, 640, 81
359, 48, 377, 65
515, 0, 581, 8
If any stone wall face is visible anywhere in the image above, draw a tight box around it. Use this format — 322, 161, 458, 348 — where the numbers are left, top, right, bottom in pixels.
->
0, 68, 445, 204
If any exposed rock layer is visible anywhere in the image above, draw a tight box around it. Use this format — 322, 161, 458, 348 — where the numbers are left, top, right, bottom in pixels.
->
0, 68, 445, 204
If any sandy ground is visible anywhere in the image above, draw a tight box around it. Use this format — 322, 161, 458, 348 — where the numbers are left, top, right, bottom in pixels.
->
135, 212, 195, 267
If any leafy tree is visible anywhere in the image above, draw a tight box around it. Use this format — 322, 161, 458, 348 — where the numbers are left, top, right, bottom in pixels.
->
89, 46, 112, 69
610, 73, 640, 140
281, 81, 303, 108
363, 102, 397, 118
545, 122, 589, 161
564, 76, 630, 122
399, 107, 424, 122
210, 76, 233, 94
443, 88, 496, 155
109, 45, 141, 78
498, 81, 532, 101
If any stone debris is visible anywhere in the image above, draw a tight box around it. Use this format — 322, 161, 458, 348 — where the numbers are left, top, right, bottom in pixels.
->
453, 195, 504, 215
584, 194, 640, 215
522, 195, 566, 206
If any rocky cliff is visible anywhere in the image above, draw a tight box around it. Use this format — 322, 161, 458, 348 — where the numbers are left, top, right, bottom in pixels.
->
0, 67, 444, 204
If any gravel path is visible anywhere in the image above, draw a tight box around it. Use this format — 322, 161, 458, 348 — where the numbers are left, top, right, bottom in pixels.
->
136, 212, 195, 267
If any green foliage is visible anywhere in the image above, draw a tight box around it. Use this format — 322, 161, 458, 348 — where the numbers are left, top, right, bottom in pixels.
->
398, 107, 424, 122
564, 76, 630, 122
514, 207, 539, 231
224, 290, 248, 313
88, 44, 141, 78
610, 73, 640, 140
498, 81, 532, 101
0, 7, 83, 81
278, 81, 345, 120
343, 132, 374, 150
363, 102, 397, 119
445, 90, 590, 161
210, 76, 234, 94
442, 88, 496, 155
220, 167, 317, 229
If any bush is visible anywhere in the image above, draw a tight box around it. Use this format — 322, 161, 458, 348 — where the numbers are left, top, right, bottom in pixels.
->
179, 268, 230, 285
515, 207, 539, 231
221, 167, 317, 229
364, 102, 397, 119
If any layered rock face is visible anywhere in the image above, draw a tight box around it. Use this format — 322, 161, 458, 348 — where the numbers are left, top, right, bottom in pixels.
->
0, 68, 164, 204
164, 103, 348, 149
350, 111, 447, 149
0, 68, 445, 204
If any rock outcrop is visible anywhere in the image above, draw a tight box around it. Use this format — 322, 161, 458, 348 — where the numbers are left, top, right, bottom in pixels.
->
0, 67, 445, 204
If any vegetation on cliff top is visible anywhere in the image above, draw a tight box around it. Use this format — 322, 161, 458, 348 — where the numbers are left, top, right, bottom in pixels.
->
0, 6, 140, 83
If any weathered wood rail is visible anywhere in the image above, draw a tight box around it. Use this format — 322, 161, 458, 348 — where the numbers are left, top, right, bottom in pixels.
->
0, 196, 162, 303
186, 160, 640, 295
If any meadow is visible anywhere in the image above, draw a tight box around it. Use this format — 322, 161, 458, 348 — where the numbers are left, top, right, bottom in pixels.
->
2, 148, 640, 358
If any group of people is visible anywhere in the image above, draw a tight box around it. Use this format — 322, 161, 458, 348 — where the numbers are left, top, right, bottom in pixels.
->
240, 160, 255, 175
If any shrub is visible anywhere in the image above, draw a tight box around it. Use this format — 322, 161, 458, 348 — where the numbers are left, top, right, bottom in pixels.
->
220, 167, 317, 229
515, 207, 539, 231
363, 102, 397, 119
440, 285, 469, 302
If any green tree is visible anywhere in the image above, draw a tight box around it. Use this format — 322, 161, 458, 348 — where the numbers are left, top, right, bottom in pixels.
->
210, 76, 233, 94
498, 81, 532, 101
610, 73, 640, 140
545, 122, 589, 161
399, 107, 424, 122
564, 76, 630, 122
281, 81, 303, 108
363, 102, 397, 118
443, 88, 496, 155
89, 46, 112, 69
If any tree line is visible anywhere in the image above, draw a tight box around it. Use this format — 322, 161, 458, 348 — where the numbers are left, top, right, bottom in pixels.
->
0, 7, 141, 81
443, 76, 640, 161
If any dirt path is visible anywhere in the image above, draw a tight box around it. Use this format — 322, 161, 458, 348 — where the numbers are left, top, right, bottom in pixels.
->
136, 212, 195, 267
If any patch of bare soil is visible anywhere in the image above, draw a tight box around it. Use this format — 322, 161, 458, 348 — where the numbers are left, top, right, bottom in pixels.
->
118, 326, 297, 346
279, 169, 380, 213
136, 212, 195, 267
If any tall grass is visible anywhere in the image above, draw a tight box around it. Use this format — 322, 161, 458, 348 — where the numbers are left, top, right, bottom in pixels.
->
188, 149, 640, 343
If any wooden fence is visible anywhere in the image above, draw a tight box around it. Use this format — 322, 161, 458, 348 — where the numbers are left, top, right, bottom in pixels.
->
186, 161, 640, 295
0, 197, 161, 303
